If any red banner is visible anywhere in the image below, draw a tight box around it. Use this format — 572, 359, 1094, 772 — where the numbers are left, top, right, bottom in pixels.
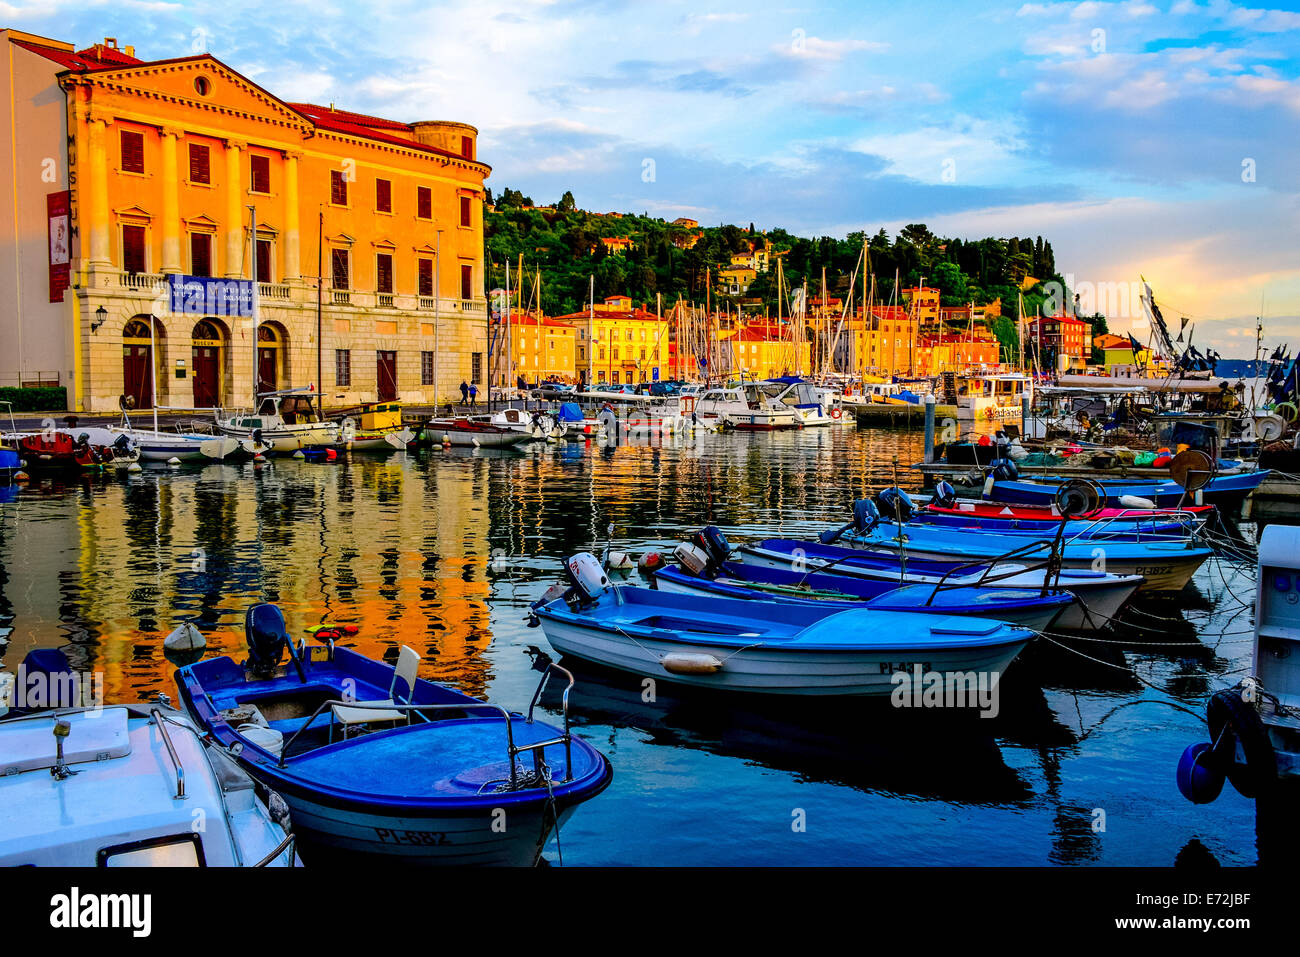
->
47, 190, 70, 302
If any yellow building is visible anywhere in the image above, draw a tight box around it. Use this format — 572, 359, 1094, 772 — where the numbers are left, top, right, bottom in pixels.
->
734, 323, 811, 379
901, 286, 941, 327
496, 313, 577, 384
718, 267, 757, 295
555, 297, 670, 386
0, 31, 490, 411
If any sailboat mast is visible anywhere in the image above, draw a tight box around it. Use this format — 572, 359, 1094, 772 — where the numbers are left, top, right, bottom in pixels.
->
248, 204, 259, 407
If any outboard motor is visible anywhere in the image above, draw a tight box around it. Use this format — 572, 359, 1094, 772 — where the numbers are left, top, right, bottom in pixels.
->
112, 433, 133, 454
875, 487, 915, 523
990, 457, 1019, 482
564, 552, 610, 605
931, 480, 957, 510
245, 603, 303, 682
690, 526, 731, 571
819, 499, 880, 544
674, 542, 714, 578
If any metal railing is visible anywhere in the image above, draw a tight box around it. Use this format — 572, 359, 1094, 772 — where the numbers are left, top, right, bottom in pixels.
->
150, 707, 186, 799
274, 660, 577, 785
253, 833, 296, 867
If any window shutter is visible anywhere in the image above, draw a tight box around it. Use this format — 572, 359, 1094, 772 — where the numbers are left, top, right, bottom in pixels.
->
122, 225, 147, 274
376, 179, 392, 213
121, 130, 145, 173
376, 253, 393, 293
418, 258, 433, 297
417, 186, 432, 219
190, 234, 211, 277
250, 155, 270, 193
459, 196, 471, 227
188, 144, 210, 184
332, 248, 349, 289
330, 170, 348, 206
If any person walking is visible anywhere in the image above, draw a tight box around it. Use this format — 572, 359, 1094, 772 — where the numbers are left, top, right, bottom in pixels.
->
459, 381, 469, 407
468, 382, 478, 409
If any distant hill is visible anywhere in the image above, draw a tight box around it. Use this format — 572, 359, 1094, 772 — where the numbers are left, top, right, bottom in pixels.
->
483, 188, 1073, 361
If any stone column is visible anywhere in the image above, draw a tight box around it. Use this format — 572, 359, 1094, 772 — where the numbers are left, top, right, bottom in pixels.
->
86, 116, 112, 267
284, 151, 301, 280
160, 126, 183, 273
224, 139, 245, 277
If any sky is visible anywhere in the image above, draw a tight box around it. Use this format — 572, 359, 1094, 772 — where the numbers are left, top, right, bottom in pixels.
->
7, 0, 1299, 355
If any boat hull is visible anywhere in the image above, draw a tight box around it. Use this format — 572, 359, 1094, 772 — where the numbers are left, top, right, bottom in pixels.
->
540, 616, 1027, 697
735, 543, 1142, 628
986, 471, 1269, 510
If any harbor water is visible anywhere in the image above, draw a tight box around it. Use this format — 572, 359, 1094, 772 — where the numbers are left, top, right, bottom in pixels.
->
0, 425, 1274, 865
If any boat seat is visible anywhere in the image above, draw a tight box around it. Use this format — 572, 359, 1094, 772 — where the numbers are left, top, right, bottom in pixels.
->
329, 645, 419, 741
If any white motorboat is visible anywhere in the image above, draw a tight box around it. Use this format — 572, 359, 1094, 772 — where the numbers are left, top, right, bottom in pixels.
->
694, 384, 800, 430
218, 389, 340, 453
110, 419, 239, 462
0, 652, 295, 867
466, 407, 561, 440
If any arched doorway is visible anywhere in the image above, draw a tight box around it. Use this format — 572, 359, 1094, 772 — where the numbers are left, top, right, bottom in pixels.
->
122, 317, 161, 410
191, 319, 228, 408
256, 323, 286, 395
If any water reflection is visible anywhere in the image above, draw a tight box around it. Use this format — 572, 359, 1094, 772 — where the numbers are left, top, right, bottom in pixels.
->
0, 424, 1265, 865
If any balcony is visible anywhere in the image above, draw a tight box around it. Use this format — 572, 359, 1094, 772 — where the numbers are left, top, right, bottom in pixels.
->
259, 282, 291, 301
332, 289, 351, 306
117, 271, 167, 293
377, 293, 394, 308
418, 296, 437, 310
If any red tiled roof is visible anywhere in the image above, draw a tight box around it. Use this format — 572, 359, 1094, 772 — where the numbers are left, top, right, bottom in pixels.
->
288, 102, 411, 132
13, 39, 143, 71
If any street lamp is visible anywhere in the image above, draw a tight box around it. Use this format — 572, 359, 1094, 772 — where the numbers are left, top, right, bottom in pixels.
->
92, 306, 107, 333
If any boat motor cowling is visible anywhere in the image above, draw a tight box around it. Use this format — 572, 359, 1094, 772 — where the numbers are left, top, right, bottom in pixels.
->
990, 458, 1019, 482
691, 526, 731, 569
931, 480, 957, 510
245, 603, 293, 679
875, 487, 914, 523
674, 542, 715, 578
565, 552, 610, 603
852, 498, 881, 533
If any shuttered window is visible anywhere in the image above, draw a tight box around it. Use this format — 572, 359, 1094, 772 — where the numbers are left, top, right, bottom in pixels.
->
417, 258, 433, 297
330, 169, 348, 206
460, 264, 472, 300
460, 135, 473, 160
376, 178, 392, 213
188, 143, 210, 184
459, 195, 471, 227
120, 130, 144, 173
376, 253, 393, 294
250, 154, 270, 193
190, 233, 211, 277
255, 239, 272, 282
417, 186, 432, 220
122, 225, 147, 274
331, 248, 349, 289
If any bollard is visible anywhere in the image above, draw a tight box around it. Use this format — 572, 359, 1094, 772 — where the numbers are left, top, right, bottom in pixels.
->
1022, 393, 1031, 437
923, 394, 936, 464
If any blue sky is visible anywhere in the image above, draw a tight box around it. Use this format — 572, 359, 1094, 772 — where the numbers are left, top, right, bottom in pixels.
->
8, 0, 1299, 354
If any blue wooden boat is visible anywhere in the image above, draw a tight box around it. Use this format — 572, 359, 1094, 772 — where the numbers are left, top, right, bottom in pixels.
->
533, 553, 1033, 696
840, 523, 1212, 591
734, 539, 1141, 629
176, 604, 612, 866
652, 561, 1072, 632
913, 506, 1204, 539
986, 470, 1269, 509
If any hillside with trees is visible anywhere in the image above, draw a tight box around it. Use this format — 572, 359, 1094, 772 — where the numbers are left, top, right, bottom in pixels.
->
484, 188, 1081, 358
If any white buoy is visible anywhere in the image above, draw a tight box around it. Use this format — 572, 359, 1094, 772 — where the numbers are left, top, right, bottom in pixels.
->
127, 462, 142, 472
661, 653, 723, 675
163, 622, 205, 653
1118, 494, 1156, 509
607, 550, 635, 572
292, 450, 306, 459
166, 456, 182, 466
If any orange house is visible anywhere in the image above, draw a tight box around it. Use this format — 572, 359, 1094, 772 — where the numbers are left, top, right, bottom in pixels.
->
0, 30, 490, 411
